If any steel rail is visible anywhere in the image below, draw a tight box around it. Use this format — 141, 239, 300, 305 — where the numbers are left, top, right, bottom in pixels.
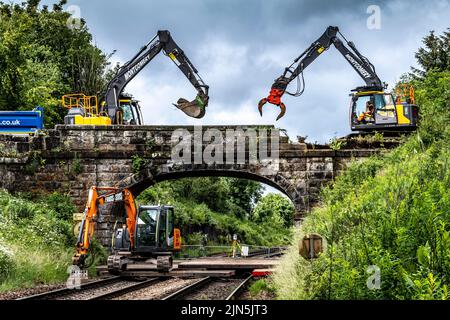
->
17, 276, 121, 300
225, 275, 253, 300
161, 277, 212, 300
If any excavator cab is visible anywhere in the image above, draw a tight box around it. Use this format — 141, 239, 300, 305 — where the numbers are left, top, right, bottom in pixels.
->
117, 95, 143, 125
113, 205, 175, 253
350, 89, 418, 132
110, 205, 180, 273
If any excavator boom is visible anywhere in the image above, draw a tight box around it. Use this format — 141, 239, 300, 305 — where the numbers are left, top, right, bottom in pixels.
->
73, 187, 137, 267
258, 26, 384, 120
103, 30, 209, 124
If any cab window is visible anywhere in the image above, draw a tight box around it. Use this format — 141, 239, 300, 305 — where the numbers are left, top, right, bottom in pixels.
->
375, 94, 396, 118
137, 209, 158, 247
158, 210, 167, 246
167, 208, 174, 239
121, 103, 134, 123
352, 95, 372, 123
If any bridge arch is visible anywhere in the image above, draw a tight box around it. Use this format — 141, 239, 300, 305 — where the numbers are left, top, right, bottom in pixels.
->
115, 166, 306, 216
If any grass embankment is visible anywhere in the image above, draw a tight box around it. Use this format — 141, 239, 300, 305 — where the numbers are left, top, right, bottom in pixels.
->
273, 71, 450, 299
0, 192, 75, 292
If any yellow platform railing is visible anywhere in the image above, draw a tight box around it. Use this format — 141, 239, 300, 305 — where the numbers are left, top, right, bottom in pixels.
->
395, 83, 415, 105
62, 94, 101, 117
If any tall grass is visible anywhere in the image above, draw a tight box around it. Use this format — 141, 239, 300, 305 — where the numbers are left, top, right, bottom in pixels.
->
0, 191, 75, 292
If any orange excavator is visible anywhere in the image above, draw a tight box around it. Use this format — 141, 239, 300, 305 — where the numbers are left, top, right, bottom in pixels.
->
73, 186, 181, 273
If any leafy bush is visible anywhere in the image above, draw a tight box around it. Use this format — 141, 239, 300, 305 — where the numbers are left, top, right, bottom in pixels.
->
0, 242, 15, 282
249, 279, 275, 297
252, 194, 295, 227
131, 155, 148, 174
41, 192, 77, 221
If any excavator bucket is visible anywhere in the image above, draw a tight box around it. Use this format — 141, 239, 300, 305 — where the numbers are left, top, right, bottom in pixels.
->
174, 93, 209, 119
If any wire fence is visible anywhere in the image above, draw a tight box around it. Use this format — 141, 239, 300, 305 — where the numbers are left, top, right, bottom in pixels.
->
174, 244, 287, 260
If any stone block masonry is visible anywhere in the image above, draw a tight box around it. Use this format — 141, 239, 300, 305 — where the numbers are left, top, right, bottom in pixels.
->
0, 125, 384, 246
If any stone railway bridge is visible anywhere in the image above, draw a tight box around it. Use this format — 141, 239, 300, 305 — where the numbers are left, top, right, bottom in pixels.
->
0, 125, 386, 245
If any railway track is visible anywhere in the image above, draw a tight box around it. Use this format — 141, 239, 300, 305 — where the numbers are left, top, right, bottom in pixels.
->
17, 276, 166, 300
17, 253, 270, 300
181, 246, 286, 260
162, 275, 253, 300
18, 276, 252, 300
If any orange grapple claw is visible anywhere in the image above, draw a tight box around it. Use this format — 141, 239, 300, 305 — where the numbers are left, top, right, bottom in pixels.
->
258, 98, 268, 116
276, 102, 286, 121
257, 97, 286, 121
258, 86, 287, 121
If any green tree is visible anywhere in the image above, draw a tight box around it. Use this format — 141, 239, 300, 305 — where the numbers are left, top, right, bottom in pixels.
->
252, 193, 294, 227
412, 29, 450, 77
225, 178, 264, 219
0, 0, 114, 127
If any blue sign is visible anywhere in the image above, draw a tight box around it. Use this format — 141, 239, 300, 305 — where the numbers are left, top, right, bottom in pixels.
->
0, 106, 44, 134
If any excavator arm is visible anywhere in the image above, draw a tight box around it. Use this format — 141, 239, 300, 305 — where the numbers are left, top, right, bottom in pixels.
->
72, 187, 137, 268
258, 26, 384, 120
103, 30, 209, 124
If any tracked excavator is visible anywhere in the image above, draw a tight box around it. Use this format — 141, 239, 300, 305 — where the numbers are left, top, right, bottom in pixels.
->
73, 186, 181, 274
63, 30, 209, 125
258, 26, 418, 132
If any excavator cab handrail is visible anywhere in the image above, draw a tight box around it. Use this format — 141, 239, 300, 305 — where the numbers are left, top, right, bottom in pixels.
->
62, 93, 99, 117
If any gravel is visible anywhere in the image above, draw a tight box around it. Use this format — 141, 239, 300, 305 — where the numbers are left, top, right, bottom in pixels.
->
114, 278, 198, 300
55, 279, 141, 300
0, 283, 67, 300
182, 279, 244, 300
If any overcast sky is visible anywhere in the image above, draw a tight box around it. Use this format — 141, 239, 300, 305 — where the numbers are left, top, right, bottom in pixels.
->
25, 0, 450, 143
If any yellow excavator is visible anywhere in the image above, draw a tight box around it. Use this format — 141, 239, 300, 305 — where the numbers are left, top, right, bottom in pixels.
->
258, 26, 419, 133
73, 186, 181, 273
62, 30, 209, 125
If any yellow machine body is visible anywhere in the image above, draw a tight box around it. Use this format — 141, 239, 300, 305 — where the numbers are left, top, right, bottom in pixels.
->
350, 88, 418, 132
72, 114, 112, 125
